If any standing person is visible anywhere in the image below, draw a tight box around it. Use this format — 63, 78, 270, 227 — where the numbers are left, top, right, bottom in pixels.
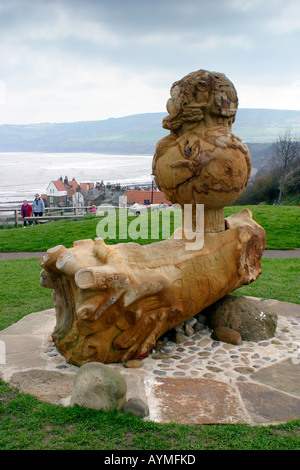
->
32, 193, 45, 223
21, 200, 33, 227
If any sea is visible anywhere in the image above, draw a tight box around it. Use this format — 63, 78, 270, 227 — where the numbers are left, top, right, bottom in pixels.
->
0, 152, 154, 210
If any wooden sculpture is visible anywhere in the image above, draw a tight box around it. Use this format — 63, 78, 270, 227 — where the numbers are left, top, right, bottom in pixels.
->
40, 70, 266, 365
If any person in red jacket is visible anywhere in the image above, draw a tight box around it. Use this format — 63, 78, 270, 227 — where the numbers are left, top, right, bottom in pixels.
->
21, 200, 33, 227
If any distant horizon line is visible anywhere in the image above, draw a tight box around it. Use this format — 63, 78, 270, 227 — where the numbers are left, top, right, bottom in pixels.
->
1, 107, 300, 127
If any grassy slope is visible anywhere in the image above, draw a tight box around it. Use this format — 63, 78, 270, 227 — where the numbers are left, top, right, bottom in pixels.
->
0, 258, 53, 330
0, 205, 299, 252
224, 205, 300, 250
0, 377, 299, 450
233, 258, 300, 304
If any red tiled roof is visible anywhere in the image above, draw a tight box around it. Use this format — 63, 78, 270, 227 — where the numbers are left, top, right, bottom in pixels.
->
125, 190, 171, 205
53, 180, 67, 191
67, 188, 75, 197
81, 183, 94, 190
68, 180, 79, 189
51, 179, 79, 192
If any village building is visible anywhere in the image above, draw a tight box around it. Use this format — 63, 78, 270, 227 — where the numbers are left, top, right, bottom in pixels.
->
121, 189, 171, 206
45, 176, 169, 209
46, 176, 79, 207
79, 181, 106, 206
80, 182, 94, 191
46, 177, 106, 207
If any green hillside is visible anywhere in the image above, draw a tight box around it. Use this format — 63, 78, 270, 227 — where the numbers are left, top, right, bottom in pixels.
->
0, 113, 169, 154
233, 108, 300, 142
0, 109, 299, 173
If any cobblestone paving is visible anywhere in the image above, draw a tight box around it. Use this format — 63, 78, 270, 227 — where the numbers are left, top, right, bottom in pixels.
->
44, 314, 300, 387
142, 315, 300, 384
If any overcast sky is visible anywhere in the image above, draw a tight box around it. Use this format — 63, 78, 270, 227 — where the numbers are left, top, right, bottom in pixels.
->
0, 0, 299, 125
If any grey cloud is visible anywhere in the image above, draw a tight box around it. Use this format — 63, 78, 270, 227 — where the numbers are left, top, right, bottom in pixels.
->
0, 0, 299, 124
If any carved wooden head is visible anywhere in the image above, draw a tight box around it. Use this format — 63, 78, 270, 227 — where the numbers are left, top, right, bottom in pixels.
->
163, 69, 238, 131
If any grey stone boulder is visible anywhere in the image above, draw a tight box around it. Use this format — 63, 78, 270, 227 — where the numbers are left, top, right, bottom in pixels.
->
123, 397, 149, 418
70, 362, 127, 411
203, 295, 277, 342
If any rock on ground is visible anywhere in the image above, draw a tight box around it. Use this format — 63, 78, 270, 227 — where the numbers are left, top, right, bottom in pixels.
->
123, 397, 149, 418
203, 295, 277, 342
211, 326, 242, 345
71, 362, 127, 411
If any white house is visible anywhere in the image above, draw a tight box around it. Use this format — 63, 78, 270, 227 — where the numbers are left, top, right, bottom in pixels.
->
46, 180, 68, 197
46, 180, 68, 206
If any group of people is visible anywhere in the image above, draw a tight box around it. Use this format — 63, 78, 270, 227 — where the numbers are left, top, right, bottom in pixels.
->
21, 194, 45, 227
21, 197, 98, 227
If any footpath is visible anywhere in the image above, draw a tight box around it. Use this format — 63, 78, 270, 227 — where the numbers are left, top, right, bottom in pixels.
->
0, 249, 299, 260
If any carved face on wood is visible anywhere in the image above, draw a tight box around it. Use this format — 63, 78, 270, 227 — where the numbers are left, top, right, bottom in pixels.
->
163, 69, 239, 131
153, 70, 250, 211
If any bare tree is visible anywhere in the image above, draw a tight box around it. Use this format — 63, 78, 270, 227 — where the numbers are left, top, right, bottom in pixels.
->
272, 128, 300, 205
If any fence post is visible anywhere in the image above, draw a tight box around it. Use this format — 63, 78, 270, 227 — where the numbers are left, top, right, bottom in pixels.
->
14, 209, 18, 227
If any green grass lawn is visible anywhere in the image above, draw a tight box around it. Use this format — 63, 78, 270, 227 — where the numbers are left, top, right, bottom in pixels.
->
0, 378, 299, 450
233, 258, 300, 305
0, 258, 53, 330
224, 205, 300, 250
0, 205, 299, 252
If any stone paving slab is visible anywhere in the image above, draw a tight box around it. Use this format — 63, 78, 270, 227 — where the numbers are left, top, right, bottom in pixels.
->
251, 358, 300, 397
0, 309, 55, 337
237, 382, 300, 425
144, 376, 251, 425
0, 298, 299, 426
0, 335, 49, 376
9, 369, 74, 404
